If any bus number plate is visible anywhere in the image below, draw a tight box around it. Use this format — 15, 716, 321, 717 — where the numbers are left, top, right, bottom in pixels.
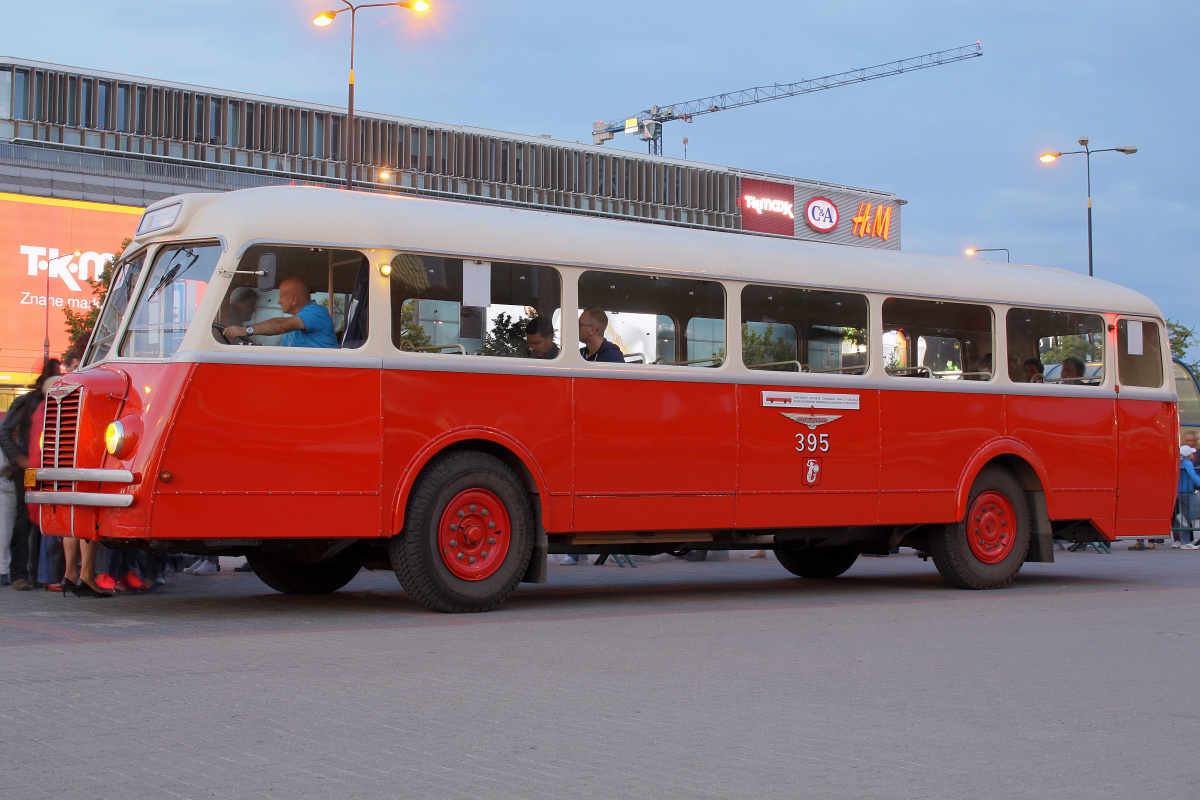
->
795, 433, 830, 453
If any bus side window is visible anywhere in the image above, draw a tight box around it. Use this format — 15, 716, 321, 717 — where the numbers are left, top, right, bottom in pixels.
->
883, 298, 993, 380
578, 271, 725, 367
741, 285, 868, 374
1006, 308, 1105, 385
389, 254, 562, 359
212, 246, 369, 349
1117, 319, 1164, 388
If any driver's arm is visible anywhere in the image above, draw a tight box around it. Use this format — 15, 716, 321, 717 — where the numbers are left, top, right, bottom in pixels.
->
223, 315, 305, 339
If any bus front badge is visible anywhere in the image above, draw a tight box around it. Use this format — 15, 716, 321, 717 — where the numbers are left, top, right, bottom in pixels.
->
802, 458, 823, 487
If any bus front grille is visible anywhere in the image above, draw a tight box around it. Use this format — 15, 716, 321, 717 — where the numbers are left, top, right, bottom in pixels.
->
42, 385, 82, 491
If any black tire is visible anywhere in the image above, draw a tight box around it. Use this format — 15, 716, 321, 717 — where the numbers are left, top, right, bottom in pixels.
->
390, 451, 534, 613
775, 545, 859, 578
246, 550, 363, 595
929, 465, 1032, 590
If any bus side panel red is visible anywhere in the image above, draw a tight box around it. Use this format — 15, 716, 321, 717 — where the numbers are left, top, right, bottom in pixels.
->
572, 377, 736, 532
734, 385, 880, 527
879, 390, 1005, 523
151, 363, 383, 539
382, 370, 573, 533
1115, 398, 1176, 537
1005, 395, 1117, 530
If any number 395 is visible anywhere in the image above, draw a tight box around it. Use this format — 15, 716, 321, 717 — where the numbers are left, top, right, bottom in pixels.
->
795, 432, 830, 453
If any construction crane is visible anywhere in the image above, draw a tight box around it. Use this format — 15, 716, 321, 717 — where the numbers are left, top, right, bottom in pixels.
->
592, 43, 983, 155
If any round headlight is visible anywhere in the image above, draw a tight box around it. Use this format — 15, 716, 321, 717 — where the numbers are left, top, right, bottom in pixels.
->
105, 421, 126, 457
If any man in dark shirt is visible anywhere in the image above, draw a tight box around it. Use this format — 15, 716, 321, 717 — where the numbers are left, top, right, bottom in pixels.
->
578, 307, 624, 363
525, 316, 560, 360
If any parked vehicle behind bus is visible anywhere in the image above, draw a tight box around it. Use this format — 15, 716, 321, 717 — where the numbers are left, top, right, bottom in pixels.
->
26, 187, 1178, 611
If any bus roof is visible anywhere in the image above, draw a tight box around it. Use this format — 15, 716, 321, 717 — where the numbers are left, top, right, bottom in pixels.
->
149, 186, 1163, 319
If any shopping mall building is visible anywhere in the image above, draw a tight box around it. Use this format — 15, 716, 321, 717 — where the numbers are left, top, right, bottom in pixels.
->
0, 56, 905, 407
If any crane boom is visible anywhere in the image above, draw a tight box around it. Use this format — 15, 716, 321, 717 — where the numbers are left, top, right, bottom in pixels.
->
593, 42, 982, 151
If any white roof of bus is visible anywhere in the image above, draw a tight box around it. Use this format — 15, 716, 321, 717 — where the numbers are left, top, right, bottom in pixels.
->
155, 186, 1162, 319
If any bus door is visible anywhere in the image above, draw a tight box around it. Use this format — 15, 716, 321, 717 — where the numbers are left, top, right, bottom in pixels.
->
1114, 318, 1175, 536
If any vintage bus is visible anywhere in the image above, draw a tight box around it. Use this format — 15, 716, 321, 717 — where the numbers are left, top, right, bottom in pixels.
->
26, 186, 1177, 612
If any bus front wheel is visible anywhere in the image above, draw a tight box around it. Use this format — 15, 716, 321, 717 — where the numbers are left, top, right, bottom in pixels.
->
775, 545, 859, 578
245, 550, 363, 595
930, 466, 1032, 590
391, 451, 534, 613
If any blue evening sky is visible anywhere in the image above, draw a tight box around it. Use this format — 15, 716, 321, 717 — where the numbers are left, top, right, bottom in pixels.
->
5, 1, 1197, 349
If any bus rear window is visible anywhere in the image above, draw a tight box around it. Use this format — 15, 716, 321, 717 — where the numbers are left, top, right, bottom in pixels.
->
390, 255, 562, 359
884, 298, 993, 380
741, 285, 868, 374
1006, 308, 1105, 385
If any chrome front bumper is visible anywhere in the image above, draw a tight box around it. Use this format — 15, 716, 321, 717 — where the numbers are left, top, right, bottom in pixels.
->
26, 468, 135, 507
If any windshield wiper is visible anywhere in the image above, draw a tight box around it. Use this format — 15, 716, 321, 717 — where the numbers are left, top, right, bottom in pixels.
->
146, 249, 199, 302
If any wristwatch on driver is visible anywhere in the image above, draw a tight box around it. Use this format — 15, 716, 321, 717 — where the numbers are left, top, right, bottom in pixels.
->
245, 326, 255, 335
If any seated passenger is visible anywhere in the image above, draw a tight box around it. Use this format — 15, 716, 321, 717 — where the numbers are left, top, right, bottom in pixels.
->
578, 307, 624, 363
525, 317, 560, 360
1023, 358, 1045, 383
219, 287, 259, 328
1060, 356, 1086, 383
222, 278, 337, 348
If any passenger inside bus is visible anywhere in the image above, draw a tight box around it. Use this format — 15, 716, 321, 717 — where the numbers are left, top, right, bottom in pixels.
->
1059, 357, 1086, 383
525, 317, 560, 359
1023, 358, 1045, 382
578, 307, 624, 363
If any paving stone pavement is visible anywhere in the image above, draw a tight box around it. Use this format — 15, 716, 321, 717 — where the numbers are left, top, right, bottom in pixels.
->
1, 547, 1198, 799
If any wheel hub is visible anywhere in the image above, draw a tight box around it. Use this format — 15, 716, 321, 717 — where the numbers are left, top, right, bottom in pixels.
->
967, 490, 1016, 564
438, 490, 511, 580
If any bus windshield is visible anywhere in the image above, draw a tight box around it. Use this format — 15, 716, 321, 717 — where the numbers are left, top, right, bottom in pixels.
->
118, 243, 221, 359
83, 249, 147, 365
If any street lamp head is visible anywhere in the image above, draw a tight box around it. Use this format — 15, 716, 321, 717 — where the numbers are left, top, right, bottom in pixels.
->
407, 1, 431, 11
1039, 152, 1060, 163
1115, 146, 1138, 155
1077, 136, 1089, 147
379, 170, 391, 180
964, 248, 977, 256
313, 10, 337, 26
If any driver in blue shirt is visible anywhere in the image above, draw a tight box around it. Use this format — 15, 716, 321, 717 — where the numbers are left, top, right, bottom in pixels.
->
222, 277, 337, 348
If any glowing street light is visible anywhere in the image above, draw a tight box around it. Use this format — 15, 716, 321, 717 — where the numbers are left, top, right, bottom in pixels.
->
964, 248, 1010, 262
1038, 136, 1138, 277
312, 1, 432, 190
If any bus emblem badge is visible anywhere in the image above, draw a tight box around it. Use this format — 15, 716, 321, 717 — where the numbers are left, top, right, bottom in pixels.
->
802, 458, 823, 487
781, 412, 840, 430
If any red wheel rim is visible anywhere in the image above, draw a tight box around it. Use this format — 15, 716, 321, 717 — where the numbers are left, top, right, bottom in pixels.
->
437, 489, 511, 581
966, 491, 1016, 564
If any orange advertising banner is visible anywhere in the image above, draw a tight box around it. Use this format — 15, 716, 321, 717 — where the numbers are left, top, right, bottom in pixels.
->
0, 192, 141, 386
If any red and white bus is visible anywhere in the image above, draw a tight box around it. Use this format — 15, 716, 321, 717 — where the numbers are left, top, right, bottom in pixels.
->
27, 186, 1177, 612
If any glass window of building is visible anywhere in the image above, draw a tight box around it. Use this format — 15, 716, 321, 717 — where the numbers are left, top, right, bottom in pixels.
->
884, 298, 994, 380
578, 270, 725, 367
1006, 308, 1105, 385
390, 254, 562, 359
741, 285, 869, 374
1117, 319, 1164, 388
0, 68, 12, 120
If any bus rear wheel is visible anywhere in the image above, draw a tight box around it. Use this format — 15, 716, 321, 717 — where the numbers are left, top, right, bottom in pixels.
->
246, 550, 363, 595
775, 545, 859, 578
390, 451, 534, 613
930, 465, 1032, 589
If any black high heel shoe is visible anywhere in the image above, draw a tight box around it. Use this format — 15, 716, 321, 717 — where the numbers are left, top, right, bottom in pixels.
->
75, 580, 113, 598
61, 578, 76, 597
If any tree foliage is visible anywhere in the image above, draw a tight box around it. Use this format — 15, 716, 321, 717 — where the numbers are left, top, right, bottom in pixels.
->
742, 323, 794, 370
482, 312, 531, 357
62, 237, 130, 358
1167, 319, 1198, 366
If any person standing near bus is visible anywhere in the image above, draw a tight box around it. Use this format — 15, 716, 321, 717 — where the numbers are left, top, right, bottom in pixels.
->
578, 308, 623, 363
525, 317, 560, 360
221, 278, 337, 348
1178, 436, 1200, 549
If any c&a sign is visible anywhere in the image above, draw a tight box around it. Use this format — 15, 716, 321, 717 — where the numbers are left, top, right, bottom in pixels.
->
739, 178, 795, 237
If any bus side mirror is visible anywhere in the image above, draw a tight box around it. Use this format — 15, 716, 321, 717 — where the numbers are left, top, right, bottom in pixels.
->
256, 254, 276, 292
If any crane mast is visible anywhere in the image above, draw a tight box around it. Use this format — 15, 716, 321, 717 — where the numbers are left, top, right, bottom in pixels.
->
593, 43, 983, 155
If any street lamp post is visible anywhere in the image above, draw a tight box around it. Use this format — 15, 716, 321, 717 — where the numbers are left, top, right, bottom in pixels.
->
964, 248, 1010, 263
314, 1, 431, 191
1039, 137, 1137, 277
